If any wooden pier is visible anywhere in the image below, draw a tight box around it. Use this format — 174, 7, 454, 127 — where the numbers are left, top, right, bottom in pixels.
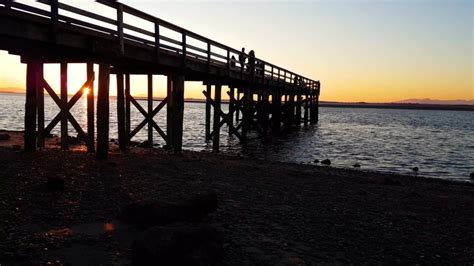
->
0, 0, 321, 158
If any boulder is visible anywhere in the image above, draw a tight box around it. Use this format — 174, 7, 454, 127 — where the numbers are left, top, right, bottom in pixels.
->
132, 224, 222, 266
0, 133, 11, 141
321, 159, 331, 166
120, 192, 218, 228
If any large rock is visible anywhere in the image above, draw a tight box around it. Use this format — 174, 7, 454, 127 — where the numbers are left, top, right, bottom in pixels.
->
132, 224, 222, 266
120, 192, 218, 228
321, 159, 331, 166
0, 133, 11, 141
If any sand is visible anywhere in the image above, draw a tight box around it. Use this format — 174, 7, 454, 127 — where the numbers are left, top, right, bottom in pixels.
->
0, 132, 473, 265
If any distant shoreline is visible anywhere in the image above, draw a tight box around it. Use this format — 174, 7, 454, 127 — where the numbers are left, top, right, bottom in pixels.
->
319, 102, 474, 112
1, 92, 472, 111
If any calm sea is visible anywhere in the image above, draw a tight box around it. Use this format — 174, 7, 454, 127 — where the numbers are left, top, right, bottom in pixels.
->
1, 92, 473, 182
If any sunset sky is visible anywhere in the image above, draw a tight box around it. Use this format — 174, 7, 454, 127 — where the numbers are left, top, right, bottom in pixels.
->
0, 0, 472, 102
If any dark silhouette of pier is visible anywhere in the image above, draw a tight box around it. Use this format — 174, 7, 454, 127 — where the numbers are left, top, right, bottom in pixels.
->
0, 0, 320, 158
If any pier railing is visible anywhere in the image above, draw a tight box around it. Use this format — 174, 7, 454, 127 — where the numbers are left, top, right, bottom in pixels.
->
0, 0, 319, 92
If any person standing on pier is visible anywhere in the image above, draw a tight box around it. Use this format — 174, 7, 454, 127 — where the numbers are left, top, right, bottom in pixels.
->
239, 48, 247, 71
230, 55, 237, 69
248, 50, 256, 75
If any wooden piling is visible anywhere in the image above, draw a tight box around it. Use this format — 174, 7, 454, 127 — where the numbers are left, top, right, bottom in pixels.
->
147, 74, 153, 147
295, 94, 302, 126
116, 73, 126, 150
285, 93, 295, 127
36, 64, 45, 148
60, 63, 68, 150
241, 87, 252, 141
271, 90, 281, 130
228, 87, 235, 134
167, 75, 185, 153
96, 64, 110, 159
213, 84, 221, 151
261, 89, 269, 135
235, 91, 240, 121
303, 94, 309, 126
25, 62, 40, 152
125, 74, 131, 141
87, 63, 95, 153
205, 84, 211, 140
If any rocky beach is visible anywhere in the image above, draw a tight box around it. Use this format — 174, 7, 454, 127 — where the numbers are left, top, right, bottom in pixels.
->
0, 132, 473, 265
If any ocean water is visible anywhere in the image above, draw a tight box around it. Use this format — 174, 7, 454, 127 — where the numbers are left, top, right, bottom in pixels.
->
1, 92, 473, 181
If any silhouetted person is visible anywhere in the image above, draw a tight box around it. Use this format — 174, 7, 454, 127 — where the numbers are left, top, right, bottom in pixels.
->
239, 48, 246, 71
230, 55, 237, 68
248, 50, 255, 75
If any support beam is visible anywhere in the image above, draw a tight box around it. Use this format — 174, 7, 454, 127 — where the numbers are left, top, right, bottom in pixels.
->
25, 62, 41, 152
117, 73, 126, 150
96, 64, 110, 159
205, 84, 211, 140
147, 74, 153, 147
167, 75, 185, 153
87, 63, 95, 153
213, 84, 222, 151
60, 63, 68, 150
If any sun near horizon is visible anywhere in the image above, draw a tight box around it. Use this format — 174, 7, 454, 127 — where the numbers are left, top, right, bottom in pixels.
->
0, 0, 472, 103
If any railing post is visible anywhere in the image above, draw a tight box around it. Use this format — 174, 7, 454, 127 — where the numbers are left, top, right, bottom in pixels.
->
226, 49, 230, 71
154, 19, 160, 61
181, 31, 186, 67
206, 40, 211, 72
117, 3, 124, 55
50, 0, 59, 41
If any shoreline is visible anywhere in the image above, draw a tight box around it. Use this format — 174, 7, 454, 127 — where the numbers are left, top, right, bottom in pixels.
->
0, 130, 472, 183
0, 142, 473, 264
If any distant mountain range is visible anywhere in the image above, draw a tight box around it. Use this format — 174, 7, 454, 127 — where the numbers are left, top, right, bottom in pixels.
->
393, 99, 474, 105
